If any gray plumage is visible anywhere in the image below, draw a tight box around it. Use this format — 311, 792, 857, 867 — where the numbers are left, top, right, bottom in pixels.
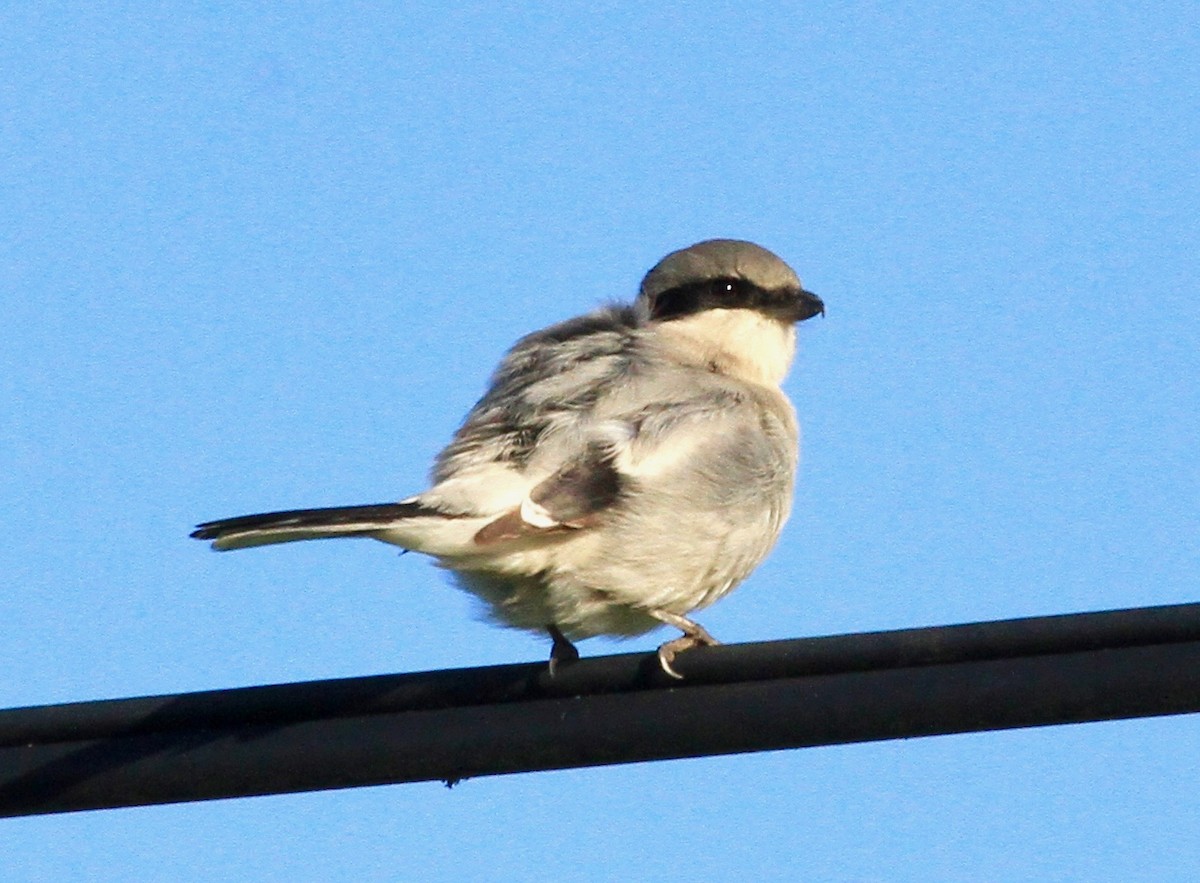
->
193, 239, 824, 675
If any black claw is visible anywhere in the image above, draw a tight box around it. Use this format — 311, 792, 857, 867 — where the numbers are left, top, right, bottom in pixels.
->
546, 624, 579, 676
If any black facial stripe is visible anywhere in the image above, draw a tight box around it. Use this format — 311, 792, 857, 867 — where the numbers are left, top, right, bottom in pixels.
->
652, 277, 820, 321
649, 277, 799, 321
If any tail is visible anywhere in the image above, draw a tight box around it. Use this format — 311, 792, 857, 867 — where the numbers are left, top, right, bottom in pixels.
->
191, 502, 437, 551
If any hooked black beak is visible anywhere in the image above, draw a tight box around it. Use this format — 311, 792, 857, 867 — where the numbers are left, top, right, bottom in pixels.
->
794, 288, 825, 322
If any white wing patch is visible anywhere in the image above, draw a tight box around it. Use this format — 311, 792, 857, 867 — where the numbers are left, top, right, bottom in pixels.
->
519, 496, 562, 529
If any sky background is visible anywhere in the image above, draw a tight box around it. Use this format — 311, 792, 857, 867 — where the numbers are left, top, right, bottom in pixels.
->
2, 2, 1198, 880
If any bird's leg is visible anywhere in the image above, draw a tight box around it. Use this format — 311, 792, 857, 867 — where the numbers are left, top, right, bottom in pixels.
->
546, 623, 579, 676
648, 609, 721, 679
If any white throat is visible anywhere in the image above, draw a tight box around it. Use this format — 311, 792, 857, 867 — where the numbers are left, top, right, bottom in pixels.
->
652, 308, 796, 387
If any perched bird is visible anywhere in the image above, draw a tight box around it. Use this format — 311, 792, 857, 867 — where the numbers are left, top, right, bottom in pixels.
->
193, 239, 824, 676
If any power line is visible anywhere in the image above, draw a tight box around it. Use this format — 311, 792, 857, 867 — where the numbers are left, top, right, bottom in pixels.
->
2, 601, 1200, 817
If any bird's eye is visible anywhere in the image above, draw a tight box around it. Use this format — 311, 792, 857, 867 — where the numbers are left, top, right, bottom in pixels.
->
713, 278, 753, 306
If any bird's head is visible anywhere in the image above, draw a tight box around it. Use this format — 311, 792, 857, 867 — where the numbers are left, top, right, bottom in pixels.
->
636, 239, 823, 387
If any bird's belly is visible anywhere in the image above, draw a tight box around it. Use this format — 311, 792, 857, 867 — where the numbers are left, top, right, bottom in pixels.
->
438, 514, 777, 641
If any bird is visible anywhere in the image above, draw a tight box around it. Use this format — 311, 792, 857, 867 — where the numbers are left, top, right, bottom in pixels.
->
192, 239, 824, 677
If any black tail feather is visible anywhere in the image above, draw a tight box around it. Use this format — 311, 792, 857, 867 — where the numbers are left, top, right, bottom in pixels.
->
190, 501, 439, 541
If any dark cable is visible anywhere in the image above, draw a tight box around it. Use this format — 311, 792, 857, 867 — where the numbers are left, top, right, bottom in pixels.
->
2, 601, 1199, 817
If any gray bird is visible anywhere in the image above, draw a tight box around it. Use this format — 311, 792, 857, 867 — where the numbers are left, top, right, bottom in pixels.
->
192, 239, 824, 676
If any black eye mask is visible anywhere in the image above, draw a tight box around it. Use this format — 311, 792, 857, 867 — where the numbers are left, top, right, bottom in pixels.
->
650, 277, 823, 323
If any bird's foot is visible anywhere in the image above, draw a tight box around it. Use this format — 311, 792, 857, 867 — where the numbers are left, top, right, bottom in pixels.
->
546, 624, 580, 676
648, 609, 721, 679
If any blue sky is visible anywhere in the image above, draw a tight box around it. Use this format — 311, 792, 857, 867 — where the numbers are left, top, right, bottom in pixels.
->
2, 2, 1198, 879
